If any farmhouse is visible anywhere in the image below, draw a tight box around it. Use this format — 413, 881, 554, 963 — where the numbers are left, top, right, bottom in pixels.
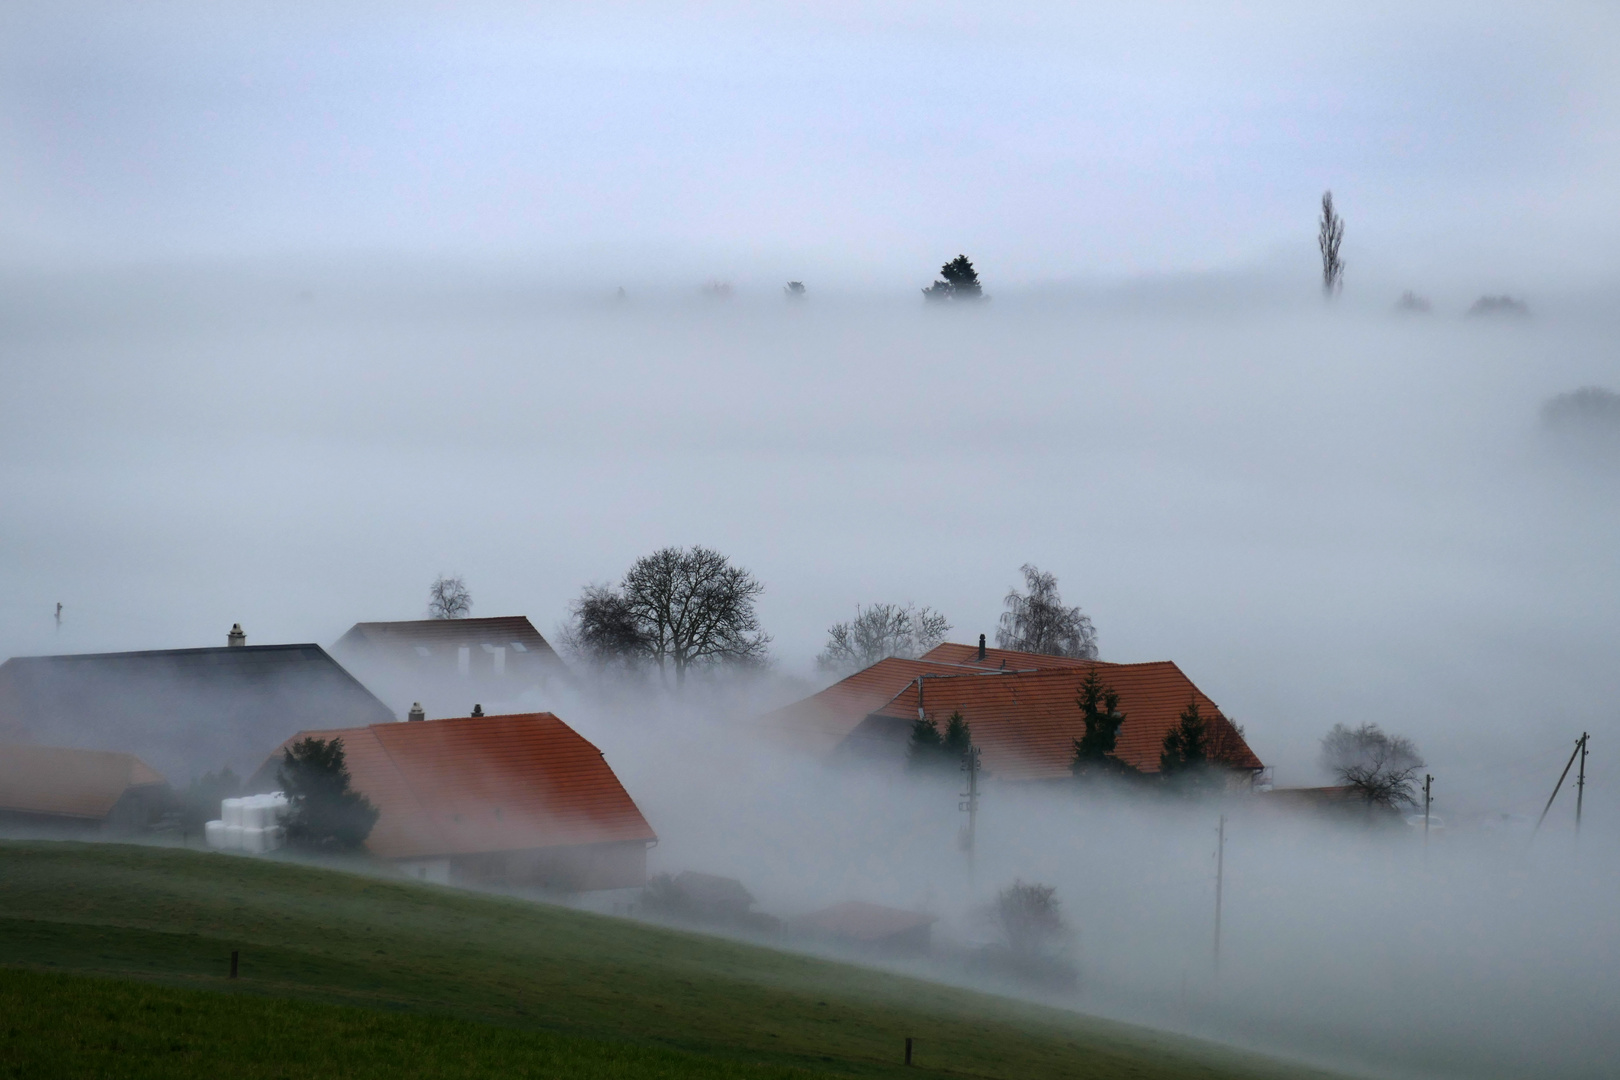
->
0, 743, 171, 836
762, 641, 1263, 782
331, 616, 571, 717
253, 711, 656, 890
0, 627, 395, 782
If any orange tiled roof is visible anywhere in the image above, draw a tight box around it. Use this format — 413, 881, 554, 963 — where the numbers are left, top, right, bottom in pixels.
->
757, 656, 999, 755
0, 743, 167, 820
258, 712, 655, 860
868, 663, 1262, 780
921, 642, 1108, 671
762, 643, 1261, 779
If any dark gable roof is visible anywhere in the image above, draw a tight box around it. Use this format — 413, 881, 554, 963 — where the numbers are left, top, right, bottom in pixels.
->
334, 617, 566, 668
0, 644, 395, 783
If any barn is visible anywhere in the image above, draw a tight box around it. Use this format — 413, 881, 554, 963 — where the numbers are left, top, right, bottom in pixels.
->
252, 711, 656, 890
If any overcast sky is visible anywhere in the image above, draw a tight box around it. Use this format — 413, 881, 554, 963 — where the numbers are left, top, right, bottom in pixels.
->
3, 3, 1619, 796
3, 3, 1618, 287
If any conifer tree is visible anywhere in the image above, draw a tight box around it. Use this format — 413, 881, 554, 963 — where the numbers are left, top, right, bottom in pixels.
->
1070, 669, 1133, 780
1159, 698, 1213, 793
278, 737, 379, 851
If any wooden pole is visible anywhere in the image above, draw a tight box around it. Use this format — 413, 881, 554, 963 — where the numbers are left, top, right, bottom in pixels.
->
1534, 739, 1584, 835
904, 1037, 913, 1065
1213, 814, 1225, 972
1575, 733, 1589, 836
229, 950, 239, 979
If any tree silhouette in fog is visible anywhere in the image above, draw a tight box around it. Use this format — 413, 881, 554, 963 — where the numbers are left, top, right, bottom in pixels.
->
1320, 722, 1424, 809
817, 602, 950, 674
426, 574, 472, 619
908, 710, 971, 776
922, 255, 984, 302
1070, 669, 1133, 781
566, 546, 770, 688
997, 564, 1097, 659
278, 737, 378, 851
1319, 191, 1345, 297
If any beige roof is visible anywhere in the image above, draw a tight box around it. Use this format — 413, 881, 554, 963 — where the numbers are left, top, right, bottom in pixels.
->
0, 743, 167, 820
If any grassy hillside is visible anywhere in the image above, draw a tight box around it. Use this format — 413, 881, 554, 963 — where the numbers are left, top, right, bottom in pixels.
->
0, 842, 1336, 1079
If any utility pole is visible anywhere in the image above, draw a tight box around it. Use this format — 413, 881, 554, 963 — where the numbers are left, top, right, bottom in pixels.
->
1423, 773, 1434, 856
959, 746, 980, 885
1213, 814, 1225, 973
1535, 736, 1586, 835
1576, 733, 1589, 837
54, 603, 62, 632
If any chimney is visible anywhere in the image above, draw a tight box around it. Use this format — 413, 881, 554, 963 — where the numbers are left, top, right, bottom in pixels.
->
228, 623, 246, 648
977, 633, 986, 661
407, 702, 425, 722
471, 703, 484, 717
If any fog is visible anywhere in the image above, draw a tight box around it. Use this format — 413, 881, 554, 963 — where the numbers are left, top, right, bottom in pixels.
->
4, 4, 1620, 1078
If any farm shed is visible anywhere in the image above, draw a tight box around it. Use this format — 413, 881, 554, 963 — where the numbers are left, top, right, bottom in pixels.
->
0, 742, 171, 836
253, 711, 656, 890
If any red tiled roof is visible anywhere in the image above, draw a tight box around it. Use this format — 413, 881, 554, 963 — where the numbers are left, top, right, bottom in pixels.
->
868, 664, 1262, 780
0, 743, 167, 820
757, 656, 994, 755
761, 643, 1261, 780
258, 712, 655, 860
921, 642, 1107, 671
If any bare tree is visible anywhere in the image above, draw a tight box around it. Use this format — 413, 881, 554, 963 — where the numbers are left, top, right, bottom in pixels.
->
1319, 191, 1345, 297
560, 583, 651, 671
996, 564, 1097, 659
426, 574, 472, 620
1320, 722, 1424, 808
817, 602, 950, 674
617, 546, 771, 687
994, 880, 1067, 959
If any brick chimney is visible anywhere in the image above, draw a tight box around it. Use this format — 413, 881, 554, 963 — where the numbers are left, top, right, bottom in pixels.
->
407, 702, 425, 722
228, 623, 246, 648
471, 703, 484, 717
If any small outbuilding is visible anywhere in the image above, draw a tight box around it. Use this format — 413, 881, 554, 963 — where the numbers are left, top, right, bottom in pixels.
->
0, 743, 171, 836
791, 901, 938, 955
252, 711, 656, 891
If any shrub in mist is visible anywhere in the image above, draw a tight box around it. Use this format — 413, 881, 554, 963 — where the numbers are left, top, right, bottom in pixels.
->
278, 737, 379, 851
1394, 290, 1431, 314
908, 710, 971, 776
1542, 387, 1620, 443
1467, 294, 1530, 317
639, 871, 780, 933
817, 602, 950, 675
783, 281, 806, 299
564, 546, 770, 688
181, 767, 242, 836
1319, 722, 1424, 810
979, 880, 1077, 989
997, 564, 1097, 659
1070, 670, 1135, 782
426, 574, 472, 620
921, 255, 985, 302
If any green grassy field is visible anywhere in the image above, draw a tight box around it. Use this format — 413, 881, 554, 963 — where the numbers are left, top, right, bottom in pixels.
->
0, 841, 1337, 1079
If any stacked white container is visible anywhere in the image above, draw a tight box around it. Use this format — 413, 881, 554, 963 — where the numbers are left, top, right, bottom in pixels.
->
205, 793, 289, 853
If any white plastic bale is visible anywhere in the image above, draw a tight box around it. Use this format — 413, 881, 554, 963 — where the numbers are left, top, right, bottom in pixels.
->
241, 826, 266, 854
204, 820, 226, 849
222, 798, 243, 827
264, 825, 286, 852
224, 823, 245, 850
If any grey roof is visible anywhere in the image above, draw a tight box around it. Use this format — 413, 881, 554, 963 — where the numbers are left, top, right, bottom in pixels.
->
331, 616, 572, 717
0, 644, 396, 782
